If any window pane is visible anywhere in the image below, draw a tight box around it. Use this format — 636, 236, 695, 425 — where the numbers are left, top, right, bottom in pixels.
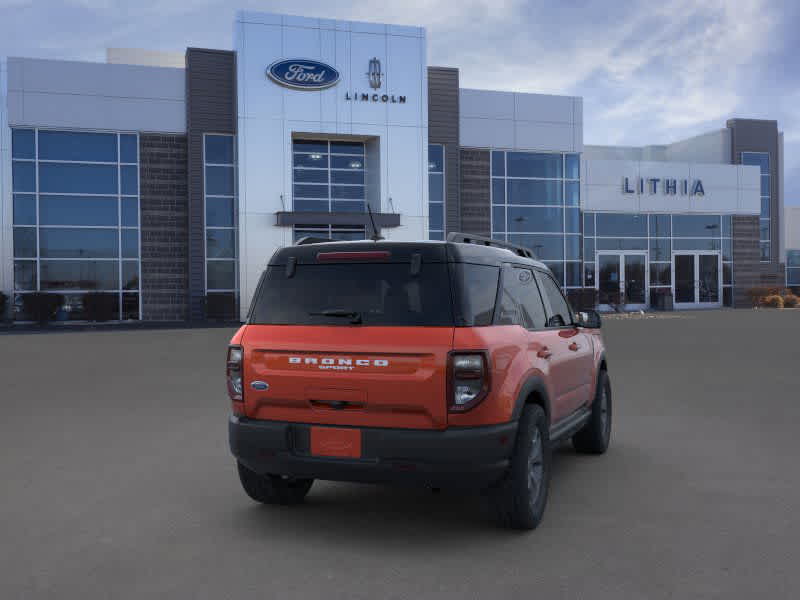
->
205, 135, 234, 164
650, 263, 671, 286
332, 170, 364, 185
206, 197, 234, 227
331, 155, 363, 170
565, 181, 579, 206
12, 129, 35, 159
39, 163, 118, 194
721, 215, 732, 237
565, 208, 580, 233
565, 235, 580, 260
492, 178, 505, 205
596, 238, 647, 251
456, 264, 500, 326
40, 228, 118, 258
722, 238, 732, 261
294, 184, 329, 199
761, 197, 770, 218
12, 161, 36, 192
122, 293, 140, 320
491, 151, 505, 177
649, 238, 671, 261
507, 206, 563, 233
492, 207, 505, 233
428, 173, 443, 203
14, 261, 37, 291
760, 242, 770, 261
723, 287, 732, 307
741, 152, 769, 174
207, 229, 236, 258
331, 185, 364, 200
330, 141, 364, 155
38, 130, 117, 162
583, 213, 595, 236
294, 199, 329, 212
787, 268, 800, 285
787, 251, 800, 268
545, 262, 564, 286
497, 267, 547, 329
207, 260, 236, 290
723, 263, 732, 285
564, 154, 579, 179
760, 175, 770, 196
206, 166, 234, 195
565, 262, 582, 287
673, 238, 721, 251
429, 231, 444, 241
120, 134, 138, 163
537, 271, 572, 326
293, 140, 328, 154
331, 200, 365, 212
507, 179, 562, 205
759, 219, 770, 241
428, 202, 444, 231
508, 234, 564, 261
121, 165, 138, 195
13, 194, 36, 225
583, 237, 594, 262
13, 227, 36, 258
40, 195, 118, 226
673, 214, 720, 237
649, 214, 671, 237
584, 262, 595, 287
40, 260, 119, 290
507, 152, 562, 178
121, 198, 139, 227
596, 213, 647, 237
294, 153, 329, 168
122, 261, 139, 290
122, 229, 139, 258
293, 168, 328, 184
428, 144, 444, 172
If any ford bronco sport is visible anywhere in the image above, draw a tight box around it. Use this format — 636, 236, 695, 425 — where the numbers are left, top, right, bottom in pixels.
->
228, 233, 610, 529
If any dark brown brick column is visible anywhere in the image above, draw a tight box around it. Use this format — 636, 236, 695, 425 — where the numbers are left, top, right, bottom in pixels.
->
428, 67, 460, 234
459, 149, 490, 237
732, 215, 760, 307
139, 134, 189, 321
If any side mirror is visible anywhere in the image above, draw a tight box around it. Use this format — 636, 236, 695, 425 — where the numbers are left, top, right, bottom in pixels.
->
576, 309, 602, 329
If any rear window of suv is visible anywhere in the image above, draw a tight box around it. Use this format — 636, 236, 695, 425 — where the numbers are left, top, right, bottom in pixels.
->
249, 263, 455, 326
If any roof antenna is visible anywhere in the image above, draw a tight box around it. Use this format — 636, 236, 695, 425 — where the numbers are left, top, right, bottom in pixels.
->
366, 204, 384, 241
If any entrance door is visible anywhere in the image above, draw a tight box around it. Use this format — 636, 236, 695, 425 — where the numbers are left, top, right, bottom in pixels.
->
672, 252, 721, 309
596, 252, 648, 311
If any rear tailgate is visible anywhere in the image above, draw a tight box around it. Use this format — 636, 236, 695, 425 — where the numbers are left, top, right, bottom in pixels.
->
242, 325, 454, 429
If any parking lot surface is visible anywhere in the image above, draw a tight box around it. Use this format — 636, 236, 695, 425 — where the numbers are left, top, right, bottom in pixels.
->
2, 309, 799, 599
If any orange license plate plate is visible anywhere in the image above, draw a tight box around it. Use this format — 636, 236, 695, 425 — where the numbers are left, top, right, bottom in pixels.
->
310, 427, 362, 459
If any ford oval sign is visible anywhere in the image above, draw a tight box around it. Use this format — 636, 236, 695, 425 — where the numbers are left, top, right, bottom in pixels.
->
267, 59, 340, 90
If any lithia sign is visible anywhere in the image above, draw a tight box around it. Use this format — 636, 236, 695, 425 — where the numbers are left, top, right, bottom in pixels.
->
623, 177, 705, 196
267, 57, 407, 104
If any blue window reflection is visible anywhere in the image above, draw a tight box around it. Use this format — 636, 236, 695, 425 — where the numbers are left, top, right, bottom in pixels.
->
39, 163, 118, 194
507, 152, 563, 179
40, 195, 118, 226
428, 145, 444, 172
122, 229, 139, 258
206, 166, 235, 195
507, 206, 563, 233
121, 198, 139, 227
565, 154, 580, 180
13, 228, 36, 258
121, 165, 138, 195
205, 135, 234, 164
13, 194, 36, 225
40, 260, 119, 291
122, 261, 139, 290
507, 180, 562, 206
508, 234, 564, 261
12, 129, 35, 159
38, 130, 117, 162
39, 228, 118, 258
120, 135, 138, 163
14, 261, 37, 291
12, 161, 36, 192
429, 203, 444, 231
206, 197, 234, 227
491, 151, 505, 177
207, 261, 236, 290
206, 229, 236, 259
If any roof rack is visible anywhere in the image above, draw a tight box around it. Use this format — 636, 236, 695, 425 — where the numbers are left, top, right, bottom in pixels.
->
446, 232, 536, 260
295, 236, 334, 246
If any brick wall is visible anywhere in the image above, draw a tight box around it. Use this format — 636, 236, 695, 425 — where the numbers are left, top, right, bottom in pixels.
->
139, 134, 189, 321
428, 67, 461, 234
459, 149, 491, 237
732, 215, 760, 307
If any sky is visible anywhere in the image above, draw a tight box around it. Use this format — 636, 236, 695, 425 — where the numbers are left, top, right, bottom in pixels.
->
1, 0, 798, 205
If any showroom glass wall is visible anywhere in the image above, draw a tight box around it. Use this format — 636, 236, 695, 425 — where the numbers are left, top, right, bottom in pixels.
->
788, 250, 800, 289
291, 139, 366, 241
428, 144, 444, 240
204, 134, 239, 314
490, 150, 581, 288
11, 128, 141, 320
583, 212, 734, 307
741, 152, 771, 262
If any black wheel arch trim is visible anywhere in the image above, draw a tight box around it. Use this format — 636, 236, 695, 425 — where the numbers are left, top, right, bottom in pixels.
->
511, 376, 551, 424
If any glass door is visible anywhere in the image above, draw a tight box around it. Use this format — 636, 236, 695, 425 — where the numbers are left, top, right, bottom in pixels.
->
596, 252, 648, 311
673, 252, 721, 309
624, 254, 647, 306
597, 254, 621, 306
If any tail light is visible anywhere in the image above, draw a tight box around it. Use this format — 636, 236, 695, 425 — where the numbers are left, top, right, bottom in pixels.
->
448, 351, 490, 412
227, 345, 243, 403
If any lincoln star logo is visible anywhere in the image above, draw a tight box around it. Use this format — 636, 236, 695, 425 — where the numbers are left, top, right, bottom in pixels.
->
289, 357, 389, 371
266, 59, 341, 90
367, 57, 382, 89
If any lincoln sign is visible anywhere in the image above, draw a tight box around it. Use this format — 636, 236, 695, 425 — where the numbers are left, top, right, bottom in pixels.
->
623, 177, 705, 196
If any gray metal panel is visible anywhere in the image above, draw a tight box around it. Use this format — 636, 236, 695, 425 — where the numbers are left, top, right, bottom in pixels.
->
427, 67, 460, 233
276, 212, 401, 228
186, 48, 237, 321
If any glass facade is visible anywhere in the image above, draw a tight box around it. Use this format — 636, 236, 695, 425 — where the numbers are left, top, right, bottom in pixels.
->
787, 250, 800, 287
293, 225, 366, 241
292, 140, 366, 213
11, 128, 141, 320
204, 134, 239, 311
584, 212, 734, 306
742, 152, 770, 261
428, 144, 445, 240
491, 150, 581, 287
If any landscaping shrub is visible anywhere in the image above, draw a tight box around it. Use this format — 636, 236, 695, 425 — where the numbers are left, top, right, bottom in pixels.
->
21, 293, 65, 324
782, 294, 799, 308
762, 295, 784, 309
83, 292, 118, 322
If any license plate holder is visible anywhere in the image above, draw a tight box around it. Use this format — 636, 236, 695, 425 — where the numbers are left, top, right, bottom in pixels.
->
310, 426, 362, 459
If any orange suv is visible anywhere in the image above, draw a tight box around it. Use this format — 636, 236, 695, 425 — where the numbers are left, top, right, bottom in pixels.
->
227, 233, 611, 529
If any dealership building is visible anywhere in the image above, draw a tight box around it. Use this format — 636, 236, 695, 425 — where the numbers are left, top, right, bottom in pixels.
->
0, 10, 793, 322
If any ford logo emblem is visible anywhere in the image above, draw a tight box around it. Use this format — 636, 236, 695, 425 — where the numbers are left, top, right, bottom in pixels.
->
251, 381, 269, 391
267, 59, 340, 90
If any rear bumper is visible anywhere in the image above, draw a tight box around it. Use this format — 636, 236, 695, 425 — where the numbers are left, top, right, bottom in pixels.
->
229, 416, 518, 488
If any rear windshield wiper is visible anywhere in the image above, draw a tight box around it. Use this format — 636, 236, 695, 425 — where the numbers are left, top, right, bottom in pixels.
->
308, 309, 363, 324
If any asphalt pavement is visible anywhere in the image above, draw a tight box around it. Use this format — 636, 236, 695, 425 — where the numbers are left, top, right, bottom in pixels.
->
1, 309, 799, 599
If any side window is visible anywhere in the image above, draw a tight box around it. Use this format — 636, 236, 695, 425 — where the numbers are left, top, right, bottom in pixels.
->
537, 271, 573, 327
496, 267, 547, 329
457, 264, 500, 326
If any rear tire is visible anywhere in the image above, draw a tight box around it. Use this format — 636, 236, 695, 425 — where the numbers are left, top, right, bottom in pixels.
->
236, 462, 313, 505
488, 404, 550, 530
572, 370, 612, 454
